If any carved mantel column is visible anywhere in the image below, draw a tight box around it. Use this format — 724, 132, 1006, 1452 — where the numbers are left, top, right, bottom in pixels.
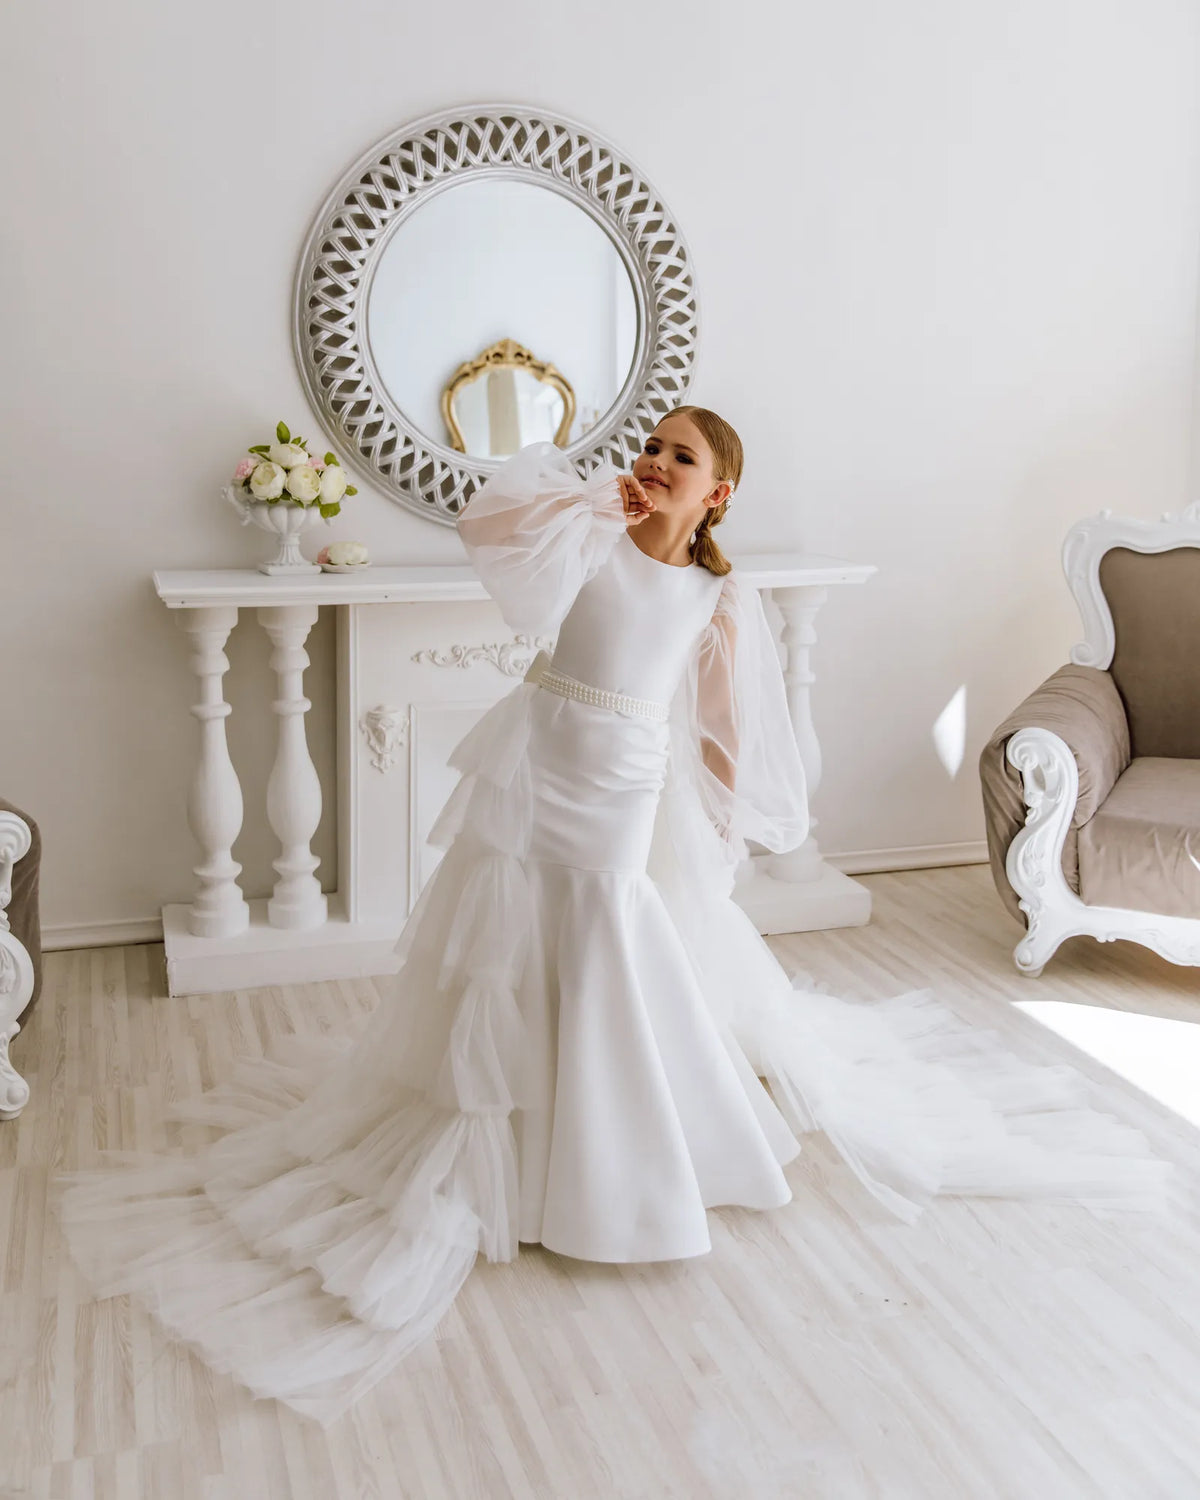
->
726, 557, 878, 935
766, 584, 830, 885
257, 603, 327, 930
179, 606, 250, 939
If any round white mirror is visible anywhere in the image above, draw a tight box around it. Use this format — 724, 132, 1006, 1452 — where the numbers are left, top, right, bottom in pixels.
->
294, 104, 699, 524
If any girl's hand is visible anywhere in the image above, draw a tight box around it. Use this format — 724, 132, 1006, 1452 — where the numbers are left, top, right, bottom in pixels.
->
618, 473, 654, 525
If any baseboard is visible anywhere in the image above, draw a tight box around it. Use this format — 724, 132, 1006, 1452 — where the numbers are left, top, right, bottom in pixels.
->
41, 843, 992, 952
43, 916, 164, 952
828, 840, 989, 875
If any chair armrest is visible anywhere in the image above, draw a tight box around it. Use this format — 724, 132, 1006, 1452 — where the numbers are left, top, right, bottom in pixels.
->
0, 799, 41, 1025
0, 810, 35, 1119
979, 664, 1131, 922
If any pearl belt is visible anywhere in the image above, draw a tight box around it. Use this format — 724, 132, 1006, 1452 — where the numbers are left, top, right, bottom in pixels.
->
522, 649, 671, 722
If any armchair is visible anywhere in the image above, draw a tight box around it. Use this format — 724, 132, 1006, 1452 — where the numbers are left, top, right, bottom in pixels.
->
981, 505, 1200, 974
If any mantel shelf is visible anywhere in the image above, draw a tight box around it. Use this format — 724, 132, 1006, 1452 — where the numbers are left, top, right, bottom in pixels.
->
153, 554, 877, 609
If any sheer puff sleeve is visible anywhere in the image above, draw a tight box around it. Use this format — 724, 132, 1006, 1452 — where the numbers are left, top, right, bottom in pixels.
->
456, 440, 628, 637
672, 569, 810, 872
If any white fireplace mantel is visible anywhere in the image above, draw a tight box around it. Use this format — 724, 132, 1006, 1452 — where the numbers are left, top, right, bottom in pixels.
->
152, 557, 874, 607
154, 553, 876, 996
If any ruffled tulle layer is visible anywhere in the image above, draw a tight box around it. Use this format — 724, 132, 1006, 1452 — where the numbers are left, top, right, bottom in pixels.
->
57, 1061, 508, 1421
57, 677, 1178, 1426
58, 683, 547, 1424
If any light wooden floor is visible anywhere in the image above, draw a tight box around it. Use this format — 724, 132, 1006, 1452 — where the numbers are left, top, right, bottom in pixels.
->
3, 865, 1199, 1499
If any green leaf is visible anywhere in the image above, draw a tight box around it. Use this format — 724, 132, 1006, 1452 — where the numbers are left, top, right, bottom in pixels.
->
324, 452, 337, 466
319, 501, 340, 519
248, 444, 270, 455
276, 420, 291, 443
344, 485, 357, 496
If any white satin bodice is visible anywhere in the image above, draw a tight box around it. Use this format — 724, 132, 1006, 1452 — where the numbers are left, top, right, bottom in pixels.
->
549, 530, 724, 705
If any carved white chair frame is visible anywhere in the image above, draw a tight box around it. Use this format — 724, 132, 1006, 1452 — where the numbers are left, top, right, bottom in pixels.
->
1005, 502, 1200, 975
0, 809, 34, 1119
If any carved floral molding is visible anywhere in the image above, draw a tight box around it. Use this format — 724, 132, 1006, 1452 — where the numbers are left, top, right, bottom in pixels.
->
359, 706, 409, 774
411, 633, 553, 676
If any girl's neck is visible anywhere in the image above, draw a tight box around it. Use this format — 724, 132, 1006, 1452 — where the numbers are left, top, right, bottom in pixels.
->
629, 514, 697, 569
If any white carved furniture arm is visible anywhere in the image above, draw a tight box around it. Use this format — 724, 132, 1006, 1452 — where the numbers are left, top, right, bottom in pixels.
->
0, 810, 35, 1120
984, 661, 1130, 916
999, 667, 1131, 822
1005, 727, 1200, 975
1005, 728, 1083, 974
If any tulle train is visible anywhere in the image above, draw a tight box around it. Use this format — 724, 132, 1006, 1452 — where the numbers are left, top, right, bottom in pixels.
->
649, 804, 1177, 1226
57, 678, 1178, 1427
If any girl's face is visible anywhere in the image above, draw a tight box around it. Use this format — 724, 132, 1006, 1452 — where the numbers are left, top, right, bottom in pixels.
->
632, 414, 731, 519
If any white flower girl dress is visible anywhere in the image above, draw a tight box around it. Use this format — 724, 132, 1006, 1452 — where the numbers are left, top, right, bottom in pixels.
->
59, 441, 1171, 1424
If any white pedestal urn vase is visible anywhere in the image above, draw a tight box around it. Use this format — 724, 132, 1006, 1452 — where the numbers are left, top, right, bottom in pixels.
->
223, 486, 324, 575
222, 420, 357, 575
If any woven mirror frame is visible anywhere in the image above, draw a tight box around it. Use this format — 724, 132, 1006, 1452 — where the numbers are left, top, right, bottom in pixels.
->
292, 102, 701, 526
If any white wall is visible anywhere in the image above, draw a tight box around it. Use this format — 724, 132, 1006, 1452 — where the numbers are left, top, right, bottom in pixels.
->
3, 0, 1199, 941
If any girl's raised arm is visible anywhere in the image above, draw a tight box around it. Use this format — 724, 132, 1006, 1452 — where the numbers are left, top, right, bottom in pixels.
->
456, 441, 629, 636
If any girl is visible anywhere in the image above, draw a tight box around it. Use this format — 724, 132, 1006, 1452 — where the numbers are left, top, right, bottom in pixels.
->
59, 405, 1170, 1424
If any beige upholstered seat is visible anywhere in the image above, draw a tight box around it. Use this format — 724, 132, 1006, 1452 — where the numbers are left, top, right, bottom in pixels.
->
1078, 758, 1200, 918
980, 512, 1200, 973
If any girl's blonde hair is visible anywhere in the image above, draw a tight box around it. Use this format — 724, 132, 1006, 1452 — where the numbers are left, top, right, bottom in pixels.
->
664, 405, 742, 576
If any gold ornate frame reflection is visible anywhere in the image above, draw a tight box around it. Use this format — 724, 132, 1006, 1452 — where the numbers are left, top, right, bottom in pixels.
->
441, 338, 577, 454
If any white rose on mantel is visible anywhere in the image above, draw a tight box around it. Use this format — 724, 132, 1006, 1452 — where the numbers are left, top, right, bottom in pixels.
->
268, 442, 310, 469
285, 465, 322, 502
319, 465, 348, 505
248, 460, 286, 500
327, 540, 369, 566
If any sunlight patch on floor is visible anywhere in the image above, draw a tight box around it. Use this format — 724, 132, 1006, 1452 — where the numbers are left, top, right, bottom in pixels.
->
1015, 999, 1200, 1129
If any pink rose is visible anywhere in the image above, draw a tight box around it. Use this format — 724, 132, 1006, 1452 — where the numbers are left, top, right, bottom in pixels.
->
233, 456, 256, 482
316, 545, 331, 564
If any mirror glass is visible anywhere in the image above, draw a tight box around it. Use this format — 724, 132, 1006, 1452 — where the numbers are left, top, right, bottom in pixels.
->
367, 178, 638, 458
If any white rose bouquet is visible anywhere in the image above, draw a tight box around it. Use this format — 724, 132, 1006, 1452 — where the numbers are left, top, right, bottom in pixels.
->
229, 419, 358, 520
